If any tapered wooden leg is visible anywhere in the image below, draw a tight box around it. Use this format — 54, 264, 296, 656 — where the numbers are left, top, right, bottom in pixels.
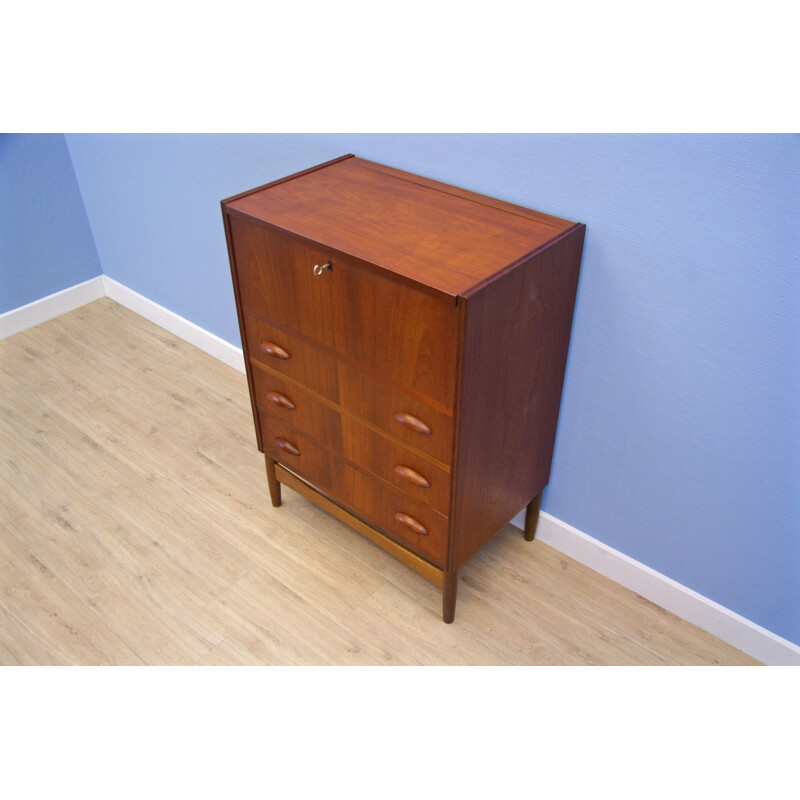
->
265, 456, 282, 507
524, 492, 542, 541
442, 570, 458, 623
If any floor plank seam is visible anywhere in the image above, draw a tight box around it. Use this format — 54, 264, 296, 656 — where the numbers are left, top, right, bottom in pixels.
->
198, 565, 259, 613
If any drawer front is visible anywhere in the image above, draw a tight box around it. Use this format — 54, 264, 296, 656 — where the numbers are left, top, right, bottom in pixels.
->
244, 313, 454, 465
230, 215, 458, 410
260, 413, 447, 566
252, 368, 451, 516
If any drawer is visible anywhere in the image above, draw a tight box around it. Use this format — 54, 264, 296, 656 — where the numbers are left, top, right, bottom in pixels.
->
259, 413, 448, 566
252, 368, 451, 516
244, 313, 454, 465
229, 216, 458, 409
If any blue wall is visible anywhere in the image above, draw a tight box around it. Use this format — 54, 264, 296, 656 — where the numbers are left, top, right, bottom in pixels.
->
56, 134, 800, 645
0, 134, 101, 314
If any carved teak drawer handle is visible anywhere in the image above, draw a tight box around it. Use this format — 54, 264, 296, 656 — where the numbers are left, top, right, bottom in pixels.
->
266, 391, 296, 410
393, 465, 431, 488
393, 411, 432, 435
260, 341, 291, 360
394, 513, 429, 536
273, 437, 300, 456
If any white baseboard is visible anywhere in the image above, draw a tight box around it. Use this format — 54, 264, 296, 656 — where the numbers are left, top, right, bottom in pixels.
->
4, 277, 797, 664
102, 277, 245, 373
511, 510, 800, 666
0, 276, 105, 340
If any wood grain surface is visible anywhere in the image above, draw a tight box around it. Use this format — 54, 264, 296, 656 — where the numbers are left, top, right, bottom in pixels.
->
449, 225, 586, 571
0, 300, 760, 665
229, 215, 459, 408
259, 413, 449, 565
225, 156, 575, 299
244, 314, 455, 464
253, 369, 451, 514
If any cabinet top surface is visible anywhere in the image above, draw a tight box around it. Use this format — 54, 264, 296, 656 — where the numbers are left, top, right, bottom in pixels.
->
223, 155, 578, 298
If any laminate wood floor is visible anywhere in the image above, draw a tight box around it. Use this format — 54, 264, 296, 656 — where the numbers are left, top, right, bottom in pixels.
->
0, 299, 760, 665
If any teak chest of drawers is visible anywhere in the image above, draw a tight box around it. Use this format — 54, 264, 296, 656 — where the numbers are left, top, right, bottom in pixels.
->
222, 155, 585, 622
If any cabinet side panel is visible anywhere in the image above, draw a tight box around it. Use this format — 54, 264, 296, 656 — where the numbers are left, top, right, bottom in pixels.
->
450, 225, 585, 571
222, 208, 263, 452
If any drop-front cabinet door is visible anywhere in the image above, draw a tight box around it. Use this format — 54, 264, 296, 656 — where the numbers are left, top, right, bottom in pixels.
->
228, 215, 459, 412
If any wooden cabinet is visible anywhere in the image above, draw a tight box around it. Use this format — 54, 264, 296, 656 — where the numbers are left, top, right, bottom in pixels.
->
222, 155, 585, 622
